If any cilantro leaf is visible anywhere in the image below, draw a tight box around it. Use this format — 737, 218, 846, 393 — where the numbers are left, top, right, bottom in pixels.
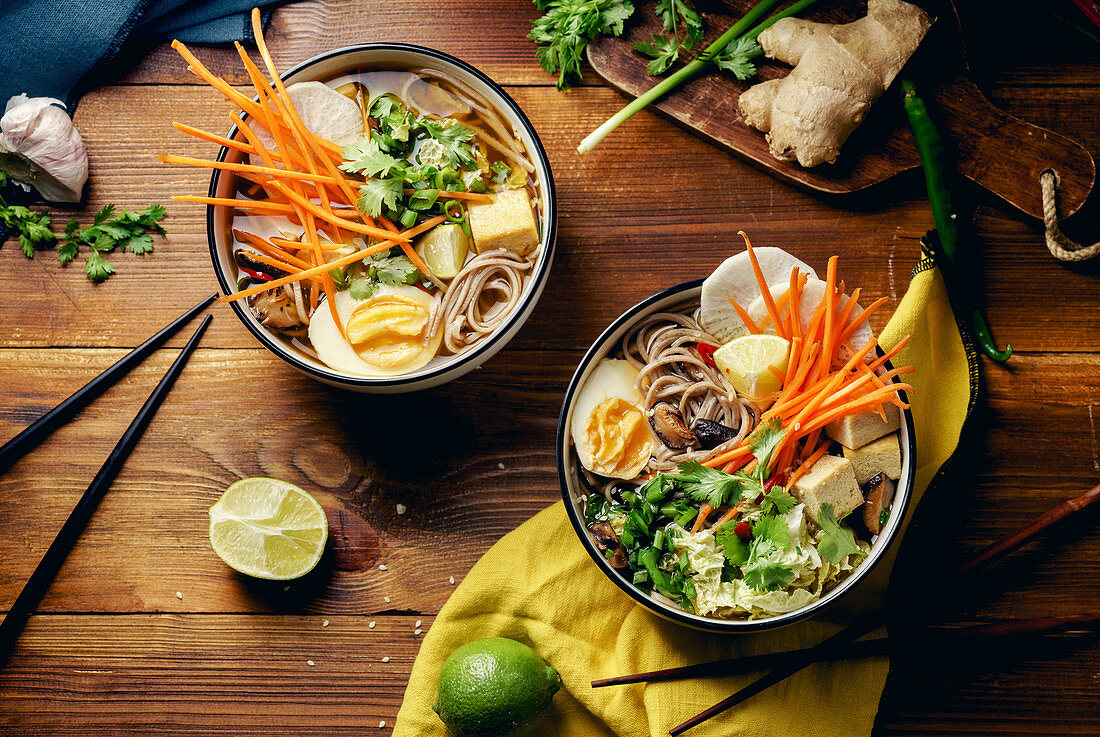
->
84, 250, 115, 283
367, 252, 420, 286
743, 559, 795, 592
817, 503, 866, 564
634, 34, 681, 76
716, 524, 750, 566
751, 514, 789, 550
58, 219, 80, 264
656, 0, 703, 46
125, 233, 155, 255
356, 178, 404, 218
747, 417, 785, 475
91, 204, 116, 226
761, 488, 798, 515
529, 0, 636, 90
712, 36, 761, 80
676, 460, 744, 509
419, 119, 476, 168
349, 276, 379, 300
340, 135, 401, 178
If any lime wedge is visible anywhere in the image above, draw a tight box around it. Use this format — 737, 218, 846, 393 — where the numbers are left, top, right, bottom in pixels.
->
713, 334, 791, 402
208, 477, 328, 580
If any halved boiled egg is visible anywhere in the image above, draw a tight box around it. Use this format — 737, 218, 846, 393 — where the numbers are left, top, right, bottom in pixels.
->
571, 359, 655, 480
308, 284, 443, 377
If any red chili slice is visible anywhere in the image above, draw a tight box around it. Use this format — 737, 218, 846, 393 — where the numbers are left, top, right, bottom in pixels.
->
734, 521, 752, 540
240, 267, 273, 282
696, 342, 718, 368
764, 473, 787, 492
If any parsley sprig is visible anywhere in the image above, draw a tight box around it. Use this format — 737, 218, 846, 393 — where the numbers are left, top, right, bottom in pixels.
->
634, 0, 703, 75
529, 0, 636, 90
348, 248, 423, 299
0, 174, 166, 283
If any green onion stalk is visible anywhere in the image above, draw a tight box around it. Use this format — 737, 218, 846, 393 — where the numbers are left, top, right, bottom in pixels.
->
576, 0, 824, 154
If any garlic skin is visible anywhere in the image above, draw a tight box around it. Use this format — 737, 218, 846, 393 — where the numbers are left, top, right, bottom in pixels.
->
0, 95, 88, 203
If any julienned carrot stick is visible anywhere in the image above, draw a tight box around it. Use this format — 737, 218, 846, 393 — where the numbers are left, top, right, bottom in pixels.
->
741, 231, 787, 340
794, 384, 914, 439
839, 296, 889, 345
374, 213, 441, 287
271, 236, 343, 252
217, 239, 399, 303
819, 256, 839, 378
233, 230, 319, 271
756, 286, 793, 332
728, 296, 762, 334
267, 180, 408, 241
710, 506, 740, 530
788, 268, 803, 340
703, 442, 752, 470
159, 154, 341, 186
785, 439, 830, 491
173, 195, 294, 212
833, 287, 861, 345
692, 503, 714, 534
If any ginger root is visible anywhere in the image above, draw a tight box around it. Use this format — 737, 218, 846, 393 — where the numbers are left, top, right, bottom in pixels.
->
739, 0, 933, 168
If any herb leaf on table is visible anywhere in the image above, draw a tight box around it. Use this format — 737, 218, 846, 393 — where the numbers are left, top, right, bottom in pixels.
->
529, 0, 636, 90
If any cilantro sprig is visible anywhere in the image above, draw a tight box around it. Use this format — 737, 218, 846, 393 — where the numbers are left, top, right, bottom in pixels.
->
0, 174, 166, 283
348, 248, 423, 300
817, 503, 866, 565
529, 0, 636, 90
635, 0, 703, 75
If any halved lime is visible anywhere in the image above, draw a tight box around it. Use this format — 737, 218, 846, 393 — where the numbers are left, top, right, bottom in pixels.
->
208, 477, 328, 580
415, 223, 470, 278
713, 334, 791, 401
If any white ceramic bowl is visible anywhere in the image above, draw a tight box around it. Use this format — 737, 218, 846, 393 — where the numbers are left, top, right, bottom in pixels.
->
207, 44, 557, 393
557, 280, 916, 632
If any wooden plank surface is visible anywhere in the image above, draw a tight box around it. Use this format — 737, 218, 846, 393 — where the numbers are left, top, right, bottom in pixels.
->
2, 0, 1100, 735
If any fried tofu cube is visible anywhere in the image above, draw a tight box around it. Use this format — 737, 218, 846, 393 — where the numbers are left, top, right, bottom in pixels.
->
791, 454, 862, 524
468, 189, 539, 255
825, 404, 900, 449
842, 432, 902, 486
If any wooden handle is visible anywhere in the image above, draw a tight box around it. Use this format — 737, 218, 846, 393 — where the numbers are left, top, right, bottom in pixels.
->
933, 76, 1096, 218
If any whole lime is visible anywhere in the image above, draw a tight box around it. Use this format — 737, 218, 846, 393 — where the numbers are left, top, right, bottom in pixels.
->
432, 637, 560, 737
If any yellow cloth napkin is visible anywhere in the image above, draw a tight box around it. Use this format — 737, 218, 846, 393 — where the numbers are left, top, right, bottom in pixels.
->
394, 259, 976, 737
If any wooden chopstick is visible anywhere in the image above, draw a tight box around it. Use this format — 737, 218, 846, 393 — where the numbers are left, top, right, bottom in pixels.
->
668, 481, 1100, 735
0, 314, 212, 669
594, 609, 1100, 689
0, 294, 216, 473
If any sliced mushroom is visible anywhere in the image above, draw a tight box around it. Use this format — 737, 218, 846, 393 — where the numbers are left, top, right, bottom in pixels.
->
589, 521, 618, 550
608, 547, 628, 569
236, 249, 290, 280
692, 419, 738, 450
249, 287, 305, 331
862, 472, 896, 535
649, 402, 694, 449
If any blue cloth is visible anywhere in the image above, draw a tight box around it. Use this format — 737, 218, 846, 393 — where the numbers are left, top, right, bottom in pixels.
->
0, 0, 287, 110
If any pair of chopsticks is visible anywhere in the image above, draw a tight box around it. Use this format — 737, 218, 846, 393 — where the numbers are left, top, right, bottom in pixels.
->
0, 295, 216, 668
595, 482, 1100, 735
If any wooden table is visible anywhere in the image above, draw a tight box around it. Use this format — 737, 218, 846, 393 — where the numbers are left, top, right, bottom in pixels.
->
2, 1, 1098, 734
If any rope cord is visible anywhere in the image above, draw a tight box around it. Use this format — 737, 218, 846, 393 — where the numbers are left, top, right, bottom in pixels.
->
1040, 169, 1100, 262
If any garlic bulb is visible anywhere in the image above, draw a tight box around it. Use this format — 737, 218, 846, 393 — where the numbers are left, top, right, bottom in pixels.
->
0, 94, 88, 203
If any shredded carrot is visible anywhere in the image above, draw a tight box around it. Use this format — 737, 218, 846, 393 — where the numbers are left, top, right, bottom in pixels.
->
710, 507, 740, 530
233, 230, 319, 271
691, 503, 713, 534
740, 231, 787, 340
728, 296, 762, 334
787, 267, 803, 340
217, 239, 400, 303
159, 154, 343, 186
839, 296, 889, 346
266, 180, 408, 241
785, 439, 830, 492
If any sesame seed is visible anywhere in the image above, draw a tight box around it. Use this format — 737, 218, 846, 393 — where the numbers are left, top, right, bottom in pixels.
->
497, 462, 505, 470
369, 621, 376, 629
415, 629, 422, 635
395, 504, 407, 515
175, 591, 182, 600
449, 576, 455, 585
381, 656, 390, 663
379, 720, 386, 728
307, 660, 315, 666
322, 620, 329, 627
379, 564, 388, 571
384, 596, 391, 603
415, 620, 422, 627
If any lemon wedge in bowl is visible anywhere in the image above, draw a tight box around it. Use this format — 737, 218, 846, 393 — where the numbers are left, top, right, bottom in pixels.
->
713, 334, 791, 403
208, 477, 328, 580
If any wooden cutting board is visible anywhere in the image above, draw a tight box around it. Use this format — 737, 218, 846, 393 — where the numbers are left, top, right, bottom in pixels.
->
587, 0, 1095, 218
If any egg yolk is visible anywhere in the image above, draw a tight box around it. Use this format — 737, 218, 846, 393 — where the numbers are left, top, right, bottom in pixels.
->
346, 294, 432, 370
584, 397, 651, 477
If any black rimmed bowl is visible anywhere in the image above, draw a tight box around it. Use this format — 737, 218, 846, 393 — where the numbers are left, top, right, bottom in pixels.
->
206, 44, 557, 393
557, 280, 916, 633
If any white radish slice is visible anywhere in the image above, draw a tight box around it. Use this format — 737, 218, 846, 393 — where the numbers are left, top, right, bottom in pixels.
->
744, 277, 876, 359
700, 247, 817, 342
250, 81, 365, 165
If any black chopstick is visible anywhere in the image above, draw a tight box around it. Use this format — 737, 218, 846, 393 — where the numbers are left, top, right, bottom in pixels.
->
668, 480, 1100, 735
0, 293, 216, 474
0, 314, 212, 669
595, 610, 1100, 690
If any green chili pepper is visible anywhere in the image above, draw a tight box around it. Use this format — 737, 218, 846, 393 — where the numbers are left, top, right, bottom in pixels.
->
902, 80, 1012, 363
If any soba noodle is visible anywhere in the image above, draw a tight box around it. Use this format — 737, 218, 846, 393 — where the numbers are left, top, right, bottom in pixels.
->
621, 307, 758, 471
